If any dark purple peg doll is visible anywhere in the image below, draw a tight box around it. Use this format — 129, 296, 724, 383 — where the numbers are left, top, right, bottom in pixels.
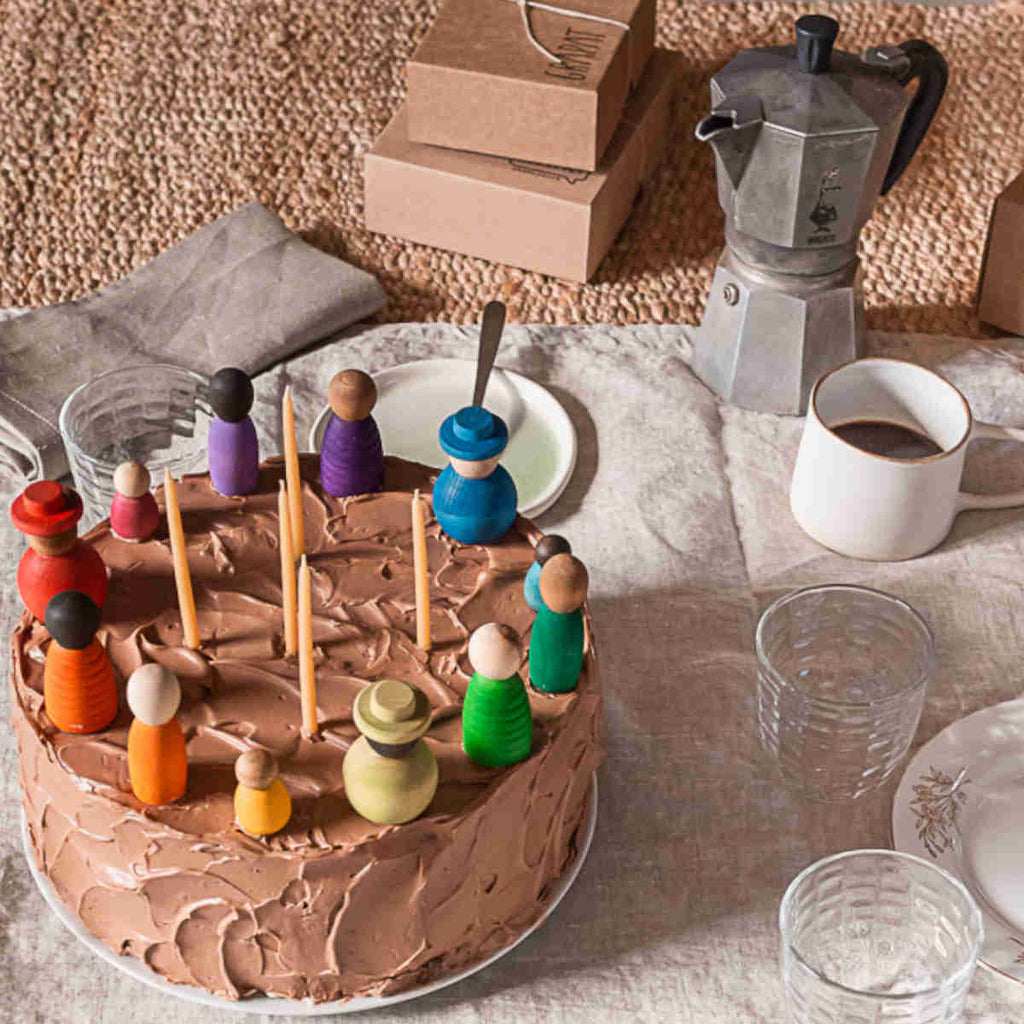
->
208, 367, 259, 497
319, 370, 385, 498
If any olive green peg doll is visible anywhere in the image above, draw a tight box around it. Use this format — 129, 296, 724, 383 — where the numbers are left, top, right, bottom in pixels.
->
342, 679, 439, 825
462, 623, 533, 768
529, 554, 588, 694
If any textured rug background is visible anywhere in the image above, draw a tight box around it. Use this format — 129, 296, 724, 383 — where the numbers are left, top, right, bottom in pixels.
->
0, 0, 1020, 333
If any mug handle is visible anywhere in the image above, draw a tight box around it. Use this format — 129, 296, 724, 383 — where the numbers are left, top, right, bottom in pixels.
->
957, 422, 1024, 510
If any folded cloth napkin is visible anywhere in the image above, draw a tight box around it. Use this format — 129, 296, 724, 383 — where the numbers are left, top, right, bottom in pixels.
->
0, 201, 386, 481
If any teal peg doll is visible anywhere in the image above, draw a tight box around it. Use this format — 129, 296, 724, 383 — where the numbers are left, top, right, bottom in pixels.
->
523, 534, 571, 612
529, 553, 588, 694
462, 623, 533, 768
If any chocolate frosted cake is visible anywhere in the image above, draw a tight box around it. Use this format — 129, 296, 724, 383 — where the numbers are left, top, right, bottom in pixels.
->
9, 456, 602, 1004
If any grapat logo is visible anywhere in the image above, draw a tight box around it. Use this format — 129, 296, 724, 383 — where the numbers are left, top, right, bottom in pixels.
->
544, 26, 605, 81
508, 160, 591, 184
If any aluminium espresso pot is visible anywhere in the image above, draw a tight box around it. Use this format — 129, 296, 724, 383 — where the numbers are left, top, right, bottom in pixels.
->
691, 16, 948, 414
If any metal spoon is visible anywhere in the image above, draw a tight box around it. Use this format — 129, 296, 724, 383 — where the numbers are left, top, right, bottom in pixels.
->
472, 300, 506, 408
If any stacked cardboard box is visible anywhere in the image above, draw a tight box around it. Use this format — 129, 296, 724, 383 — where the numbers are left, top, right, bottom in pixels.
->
978, 171, 1024, 336
364, 0, 677, 283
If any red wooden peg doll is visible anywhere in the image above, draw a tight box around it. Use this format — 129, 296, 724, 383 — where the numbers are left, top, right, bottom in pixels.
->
11, 481, 107, 621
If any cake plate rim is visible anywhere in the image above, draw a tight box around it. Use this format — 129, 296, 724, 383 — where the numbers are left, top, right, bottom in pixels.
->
308, 357, 578, 519
21, 772, 598, 1014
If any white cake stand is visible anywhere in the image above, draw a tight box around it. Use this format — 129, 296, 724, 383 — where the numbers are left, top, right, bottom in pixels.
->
309, 359, 578, 519
22, 774, 597, 1014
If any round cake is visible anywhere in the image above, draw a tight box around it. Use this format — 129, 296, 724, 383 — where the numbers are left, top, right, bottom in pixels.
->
9, 455, 602, 1004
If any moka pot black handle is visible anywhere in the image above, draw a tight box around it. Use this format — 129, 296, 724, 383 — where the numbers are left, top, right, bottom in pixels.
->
881, 39, 949, 195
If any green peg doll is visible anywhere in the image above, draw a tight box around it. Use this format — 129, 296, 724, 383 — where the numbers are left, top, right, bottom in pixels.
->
462, 623, 533, 768
529, 553, 588, 694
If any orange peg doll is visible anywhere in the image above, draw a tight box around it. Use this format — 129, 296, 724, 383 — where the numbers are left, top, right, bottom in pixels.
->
43, 591, 118, 734
126, 663, 188, 805
11, 481, 107, 621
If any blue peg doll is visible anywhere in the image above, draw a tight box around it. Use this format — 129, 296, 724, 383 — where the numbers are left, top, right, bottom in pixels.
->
432, 406, 517, 545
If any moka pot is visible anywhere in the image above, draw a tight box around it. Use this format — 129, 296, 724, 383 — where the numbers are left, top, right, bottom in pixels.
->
693, 15, 948, 413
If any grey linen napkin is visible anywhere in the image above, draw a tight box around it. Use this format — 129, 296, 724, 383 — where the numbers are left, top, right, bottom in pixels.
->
0, 201, 386, 480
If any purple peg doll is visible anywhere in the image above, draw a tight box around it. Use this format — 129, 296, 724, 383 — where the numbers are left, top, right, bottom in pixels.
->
320, 370, 384, 498
208, 368, 259, 497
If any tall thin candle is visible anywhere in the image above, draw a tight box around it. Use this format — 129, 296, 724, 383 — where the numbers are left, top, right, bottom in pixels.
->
297, 554, 318, 737
163, 469, 200, 649
279, 480, 298, 657
282, 385, 305, 557
412, 489, 431, 650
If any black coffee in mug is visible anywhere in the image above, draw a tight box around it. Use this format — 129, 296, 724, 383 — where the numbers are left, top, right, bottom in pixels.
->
831, 420, 944, 460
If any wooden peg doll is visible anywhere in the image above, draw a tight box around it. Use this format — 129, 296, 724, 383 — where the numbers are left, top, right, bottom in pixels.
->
234, 749, 292, 836
432, 406, 517, 544
43, 591, 118, 734
208, 367, 259, 497
523, 534, 572, 613
110, 460, 160, 542
11, 480, 107, 621
529, 554, 588, 694
463, 623, 532, 767
126, 663, 188, 805
342, 679, 438, 825
319, 369, 385, 498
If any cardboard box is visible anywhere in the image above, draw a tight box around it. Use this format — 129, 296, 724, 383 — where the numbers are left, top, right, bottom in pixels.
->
978, 171, 1024, 335
366, 49, 678, 283
407, 0, 656, 171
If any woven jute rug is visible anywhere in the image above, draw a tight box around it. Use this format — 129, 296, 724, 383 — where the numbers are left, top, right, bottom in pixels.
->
0, 0, 1020, 334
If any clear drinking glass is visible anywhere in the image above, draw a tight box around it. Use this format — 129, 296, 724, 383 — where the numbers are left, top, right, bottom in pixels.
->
756, 584, 933, 801
780, 850, 983, 1023
59, 365, 211, 527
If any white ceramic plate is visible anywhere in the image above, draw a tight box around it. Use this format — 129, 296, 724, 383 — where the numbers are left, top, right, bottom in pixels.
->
892, 699, 1024, 982
309, 359, 577, 519
23, 774, 598, 1014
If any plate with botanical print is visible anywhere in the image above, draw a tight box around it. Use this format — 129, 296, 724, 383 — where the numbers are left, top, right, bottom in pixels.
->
892, 698, 1024, 982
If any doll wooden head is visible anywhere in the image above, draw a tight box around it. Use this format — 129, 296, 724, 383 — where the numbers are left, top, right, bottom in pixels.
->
468, 622, 522, 680
539, 553, 588, 614
114, 460, 151, 498
209, 367, 254, 424
329, 369, 377, 422
127, 662, 182, 726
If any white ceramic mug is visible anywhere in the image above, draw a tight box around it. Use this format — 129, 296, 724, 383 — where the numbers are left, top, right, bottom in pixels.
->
790, 357, 1024, 560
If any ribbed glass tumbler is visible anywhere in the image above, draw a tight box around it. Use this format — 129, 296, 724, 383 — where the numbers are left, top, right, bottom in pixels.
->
756, 585, 933, 801
59, 365, 211, 527
780, 850, 983, 1023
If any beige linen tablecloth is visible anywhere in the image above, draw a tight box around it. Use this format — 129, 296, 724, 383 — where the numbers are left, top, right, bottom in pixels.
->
2, 323, 1024, 1022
